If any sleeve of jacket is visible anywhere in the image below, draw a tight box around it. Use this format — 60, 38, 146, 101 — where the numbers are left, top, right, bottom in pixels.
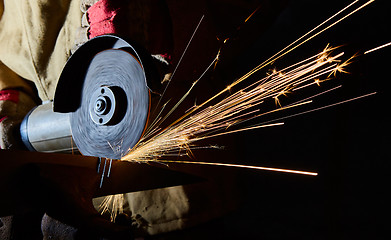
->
0, 1, 34, 95
0, 0, 83, 101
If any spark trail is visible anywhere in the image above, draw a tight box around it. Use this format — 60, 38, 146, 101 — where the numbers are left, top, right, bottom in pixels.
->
364, 41, 391, 54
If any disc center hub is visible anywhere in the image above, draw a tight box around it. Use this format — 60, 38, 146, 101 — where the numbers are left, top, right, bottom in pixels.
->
94, 96, 110, 115
89, 86, 126, 125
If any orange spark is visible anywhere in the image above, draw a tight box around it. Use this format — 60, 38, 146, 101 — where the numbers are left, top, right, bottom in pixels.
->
364, 41, 391, 55
245, 5, 261, 23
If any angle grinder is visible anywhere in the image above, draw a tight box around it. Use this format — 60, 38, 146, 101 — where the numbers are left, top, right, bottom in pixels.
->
20, 35, 159, 159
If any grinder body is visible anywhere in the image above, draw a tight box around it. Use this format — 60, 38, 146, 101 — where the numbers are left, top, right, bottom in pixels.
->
20, 101, 74, 153
19, 35, 156, 158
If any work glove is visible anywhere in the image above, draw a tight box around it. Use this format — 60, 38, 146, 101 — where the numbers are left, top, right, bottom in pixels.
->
0, 89, 36, 149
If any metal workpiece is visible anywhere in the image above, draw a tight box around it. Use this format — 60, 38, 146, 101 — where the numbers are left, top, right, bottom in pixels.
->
0, 150, 203, 217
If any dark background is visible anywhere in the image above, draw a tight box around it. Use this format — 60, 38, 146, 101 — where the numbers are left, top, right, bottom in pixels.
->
161, 0, 389, 239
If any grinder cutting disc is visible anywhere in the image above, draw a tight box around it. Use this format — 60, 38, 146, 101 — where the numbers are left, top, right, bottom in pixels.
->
70, 49, 150, 159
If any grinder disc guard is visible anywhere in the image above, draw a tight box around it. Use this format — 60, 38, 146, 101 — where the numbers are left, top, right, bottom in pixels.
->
70, 49, 149, 159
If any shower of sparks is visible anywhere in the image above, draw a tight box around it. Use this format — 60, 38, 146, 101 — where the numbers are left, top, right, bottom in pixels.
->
121, 0, 376, 165
100, 0, 379, 218
122, 47, 350, 163
99, 194, 125, 222
172, 0, 374, 115
364, 41, 391, 54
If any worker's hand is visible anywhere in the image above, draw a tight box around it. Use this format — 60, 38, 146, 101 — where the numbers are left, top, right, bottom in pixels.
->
0, 89, 36, 149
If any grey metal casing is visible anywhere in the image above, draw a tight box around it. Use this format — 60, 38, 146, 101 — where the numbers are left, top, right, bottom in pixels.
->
20, 102, 75, 153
